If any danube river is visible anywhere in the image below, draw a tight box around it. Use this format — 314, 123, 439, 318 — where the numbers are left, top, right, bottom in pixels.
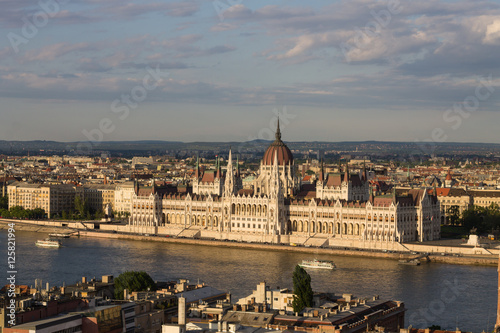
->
0, 229, 496, 332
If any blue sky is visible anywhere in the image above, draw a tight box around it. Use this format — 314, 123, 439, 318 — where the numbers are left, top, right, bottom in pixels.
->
2, 0, 500, 143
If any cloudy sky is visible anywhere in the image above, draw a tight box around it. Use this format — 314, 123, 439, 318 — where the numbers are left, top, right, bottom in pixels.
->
2, 0, 500, 144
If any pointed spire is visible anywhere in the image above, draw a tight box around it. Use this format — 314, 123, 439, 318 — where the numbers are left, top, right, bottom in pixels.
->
275, 116, 281, 141
224, 149, 234, 196
445, 168, 452, 181
151, 177, 156, 194
216, 155, 221, 179
362, 160, 367, 181
344, 162, 349, 183
195, 155, 199, 178
319, 159, 324, 182
236, 155, 240, 177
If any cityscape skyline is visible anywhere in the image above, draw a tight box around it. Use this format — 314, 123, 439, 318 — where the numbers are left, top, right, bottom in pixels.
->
2, 1, 500, 143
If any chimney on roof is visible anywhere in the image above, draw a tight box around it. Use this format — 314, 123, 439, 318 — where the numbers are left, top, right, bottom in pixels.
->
178, 296, 186, 326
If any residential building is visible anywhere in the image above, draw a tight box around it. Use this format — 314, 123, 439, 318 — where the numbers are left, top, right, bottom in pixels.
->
7, 182, 76, 218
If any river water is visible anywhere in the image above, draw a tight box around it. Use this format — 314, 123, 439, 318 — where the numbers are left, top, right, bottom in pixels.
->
0, 230, 497, 332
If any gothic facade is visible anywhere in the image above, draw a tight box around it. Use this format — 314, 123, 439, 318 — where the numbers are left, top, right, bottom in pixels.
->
128, 123, 441, 244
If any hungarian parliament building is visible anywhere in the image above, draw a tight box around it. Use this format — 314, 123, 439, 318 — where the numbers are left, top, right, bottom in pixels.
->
128, 123, 441, 248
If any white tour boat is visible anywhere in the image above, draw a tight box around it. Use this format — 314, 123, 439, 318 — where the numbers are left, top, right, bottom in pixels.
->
35, 239, 62, 248
49, 233, 71, 238
299, 259, 336, 270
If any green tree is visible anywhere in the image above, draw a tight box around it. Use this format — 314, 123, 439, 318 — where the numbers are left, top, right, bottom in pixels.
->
10, 206, 26, 218
74, 196, 91, 219
0, 208, 11, 218
95, 209, 105, 220
32, 208, 45, 219
446, 205, 460, 225
114, 271, 157, 300
461, 203, 500, 234
292, 265, 313, 313
0, 195, 8, 210
461, 205, 485, 233
74, 196, 85, 218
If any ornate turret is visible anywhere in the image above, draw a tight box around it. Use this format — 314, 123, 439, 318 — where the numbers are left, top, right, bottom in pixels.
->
343, 163, 349, 183
215, 155, 222, 179
319, 159, 324, 182
270, 151, 282, 198
236, 156, 240, 178
195, 155, 200, 178
224, 150, 235, 196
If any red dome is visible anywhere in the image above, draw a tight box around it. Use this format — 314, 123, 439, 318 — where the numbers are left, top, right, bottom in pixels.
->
262, 121, 293, 165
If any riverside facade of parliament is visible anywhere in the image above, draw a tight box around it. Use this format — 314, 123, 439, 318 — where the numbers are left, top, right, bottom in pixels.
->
128, 123, 441, 248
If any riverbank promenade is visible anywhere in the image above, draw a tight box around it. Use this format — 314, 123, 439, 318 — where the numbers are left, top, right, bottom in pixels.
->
1, 218, 498, 266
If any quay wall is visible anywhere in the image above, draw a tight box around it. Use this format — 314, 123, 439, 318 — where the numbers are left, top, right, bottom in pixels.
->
1, 219, 498, 266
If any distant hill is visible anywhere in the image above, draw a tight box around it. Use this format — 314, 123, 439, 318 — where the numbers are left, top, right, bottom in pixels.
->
1, 139, 500, 158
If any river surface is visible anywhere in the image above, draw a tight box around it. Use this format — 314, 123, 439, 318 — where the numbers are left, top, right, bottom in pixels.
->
0, 229, 497, 332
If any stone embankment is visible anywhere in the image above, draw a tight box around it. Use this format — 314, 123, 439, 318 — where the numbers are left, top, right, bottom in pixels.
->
1, 219, 497, 266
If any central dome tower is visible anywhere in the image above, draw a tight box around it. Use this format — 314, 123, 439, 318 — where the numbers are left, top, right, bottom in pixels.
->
253, 119, 298, 197
262, 119, 293, 166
